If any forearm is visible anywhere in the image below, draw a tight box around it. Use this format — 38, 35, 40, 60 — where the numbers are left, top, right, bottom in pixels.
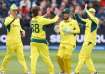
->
48, 16, 59, 24
75, 14, 86, 24
43, 16, 59, 25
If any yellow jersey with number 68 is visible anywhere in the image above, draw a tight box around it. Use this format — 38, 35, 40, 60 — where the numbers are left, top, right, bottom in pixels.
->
60, 18, 80, 45
30, 16, 59, 39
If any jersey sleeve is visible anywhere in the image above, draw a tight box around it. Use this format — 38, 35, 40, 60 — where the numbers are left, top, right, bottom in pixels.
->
40, 16, 59, 25
4, 17, 11, 27
71, 20, 80, 34
75, 14, 86, 25
4, 17, 13, 32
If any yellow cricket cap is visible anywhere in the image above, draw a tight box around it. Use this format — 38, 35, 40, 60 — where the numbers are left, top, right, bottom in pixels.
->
10, 4, 18, 10
88, 8, 96, 13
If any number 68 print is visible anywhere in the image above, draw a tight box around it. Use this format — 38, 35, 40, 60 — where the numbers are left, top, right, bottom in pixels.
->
31, 24, 40, 33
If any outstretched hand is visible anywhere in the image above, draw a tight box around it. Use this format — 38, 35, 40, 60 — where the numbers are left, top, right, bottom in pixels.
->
74, 6, 81, 14
84, 3, 88, 10
54, 8, 61, 16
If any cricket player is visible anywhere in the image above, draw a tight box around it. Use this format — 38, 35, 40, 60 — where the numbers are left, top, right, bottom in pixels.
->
30, 6, 59, 74
0, 4, 29, 74
57, 8, 80, 74
74, 4, 99, 74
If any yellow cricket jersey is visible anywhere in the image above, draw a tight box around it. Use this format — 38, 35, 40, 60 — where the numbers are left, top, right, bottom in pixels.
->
30, 16, 59, 41
60, 18, 80, 46
75, 10, 100, 56
75, 10, 99, 43
4, 15, 23, 43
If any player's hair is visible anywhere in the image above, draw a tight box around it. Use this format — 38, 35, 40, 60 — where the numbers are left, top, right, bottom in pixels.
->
31, 6, 40, 17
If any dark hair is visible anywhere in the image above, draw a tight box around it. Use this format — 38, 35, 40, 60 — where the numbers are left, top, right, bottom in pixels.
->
31, 6, 40, 17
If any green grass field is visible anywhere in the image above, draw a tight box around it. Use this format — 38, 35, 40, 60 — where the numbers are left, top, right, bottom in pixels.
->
0, 50, 105, 74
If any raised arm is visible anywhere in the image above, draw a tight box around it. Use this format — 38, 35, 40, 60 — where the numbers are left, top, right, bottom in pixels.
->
74, 6, 86, 25
84, 4, 99, 24
41, 7, 61, 25
40, 16, 59, 25
75, 14, 86, 24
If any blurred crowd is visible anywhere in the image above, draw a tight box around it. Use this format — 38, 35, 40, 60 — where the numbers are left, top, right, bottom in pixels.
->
0, 0, 105, 27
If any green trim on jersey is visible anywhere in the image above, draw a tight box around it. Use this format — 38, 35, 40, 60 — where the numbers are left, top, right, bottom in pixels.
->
31, 38, 47, 44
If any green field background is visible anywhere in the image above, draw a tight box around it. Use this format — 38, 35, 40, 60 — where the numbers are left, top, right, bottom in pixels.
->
0, 50, 105, 74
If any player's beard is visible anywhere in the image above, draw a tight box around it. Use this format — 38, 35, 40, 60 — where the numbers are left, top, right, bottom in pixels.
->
64, 16, 69, 20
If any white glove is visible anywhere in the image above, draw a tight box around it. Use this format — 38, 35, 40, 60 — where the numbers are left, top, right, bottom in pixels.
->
54, 25, 60, 34
62, 26, 73, 34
